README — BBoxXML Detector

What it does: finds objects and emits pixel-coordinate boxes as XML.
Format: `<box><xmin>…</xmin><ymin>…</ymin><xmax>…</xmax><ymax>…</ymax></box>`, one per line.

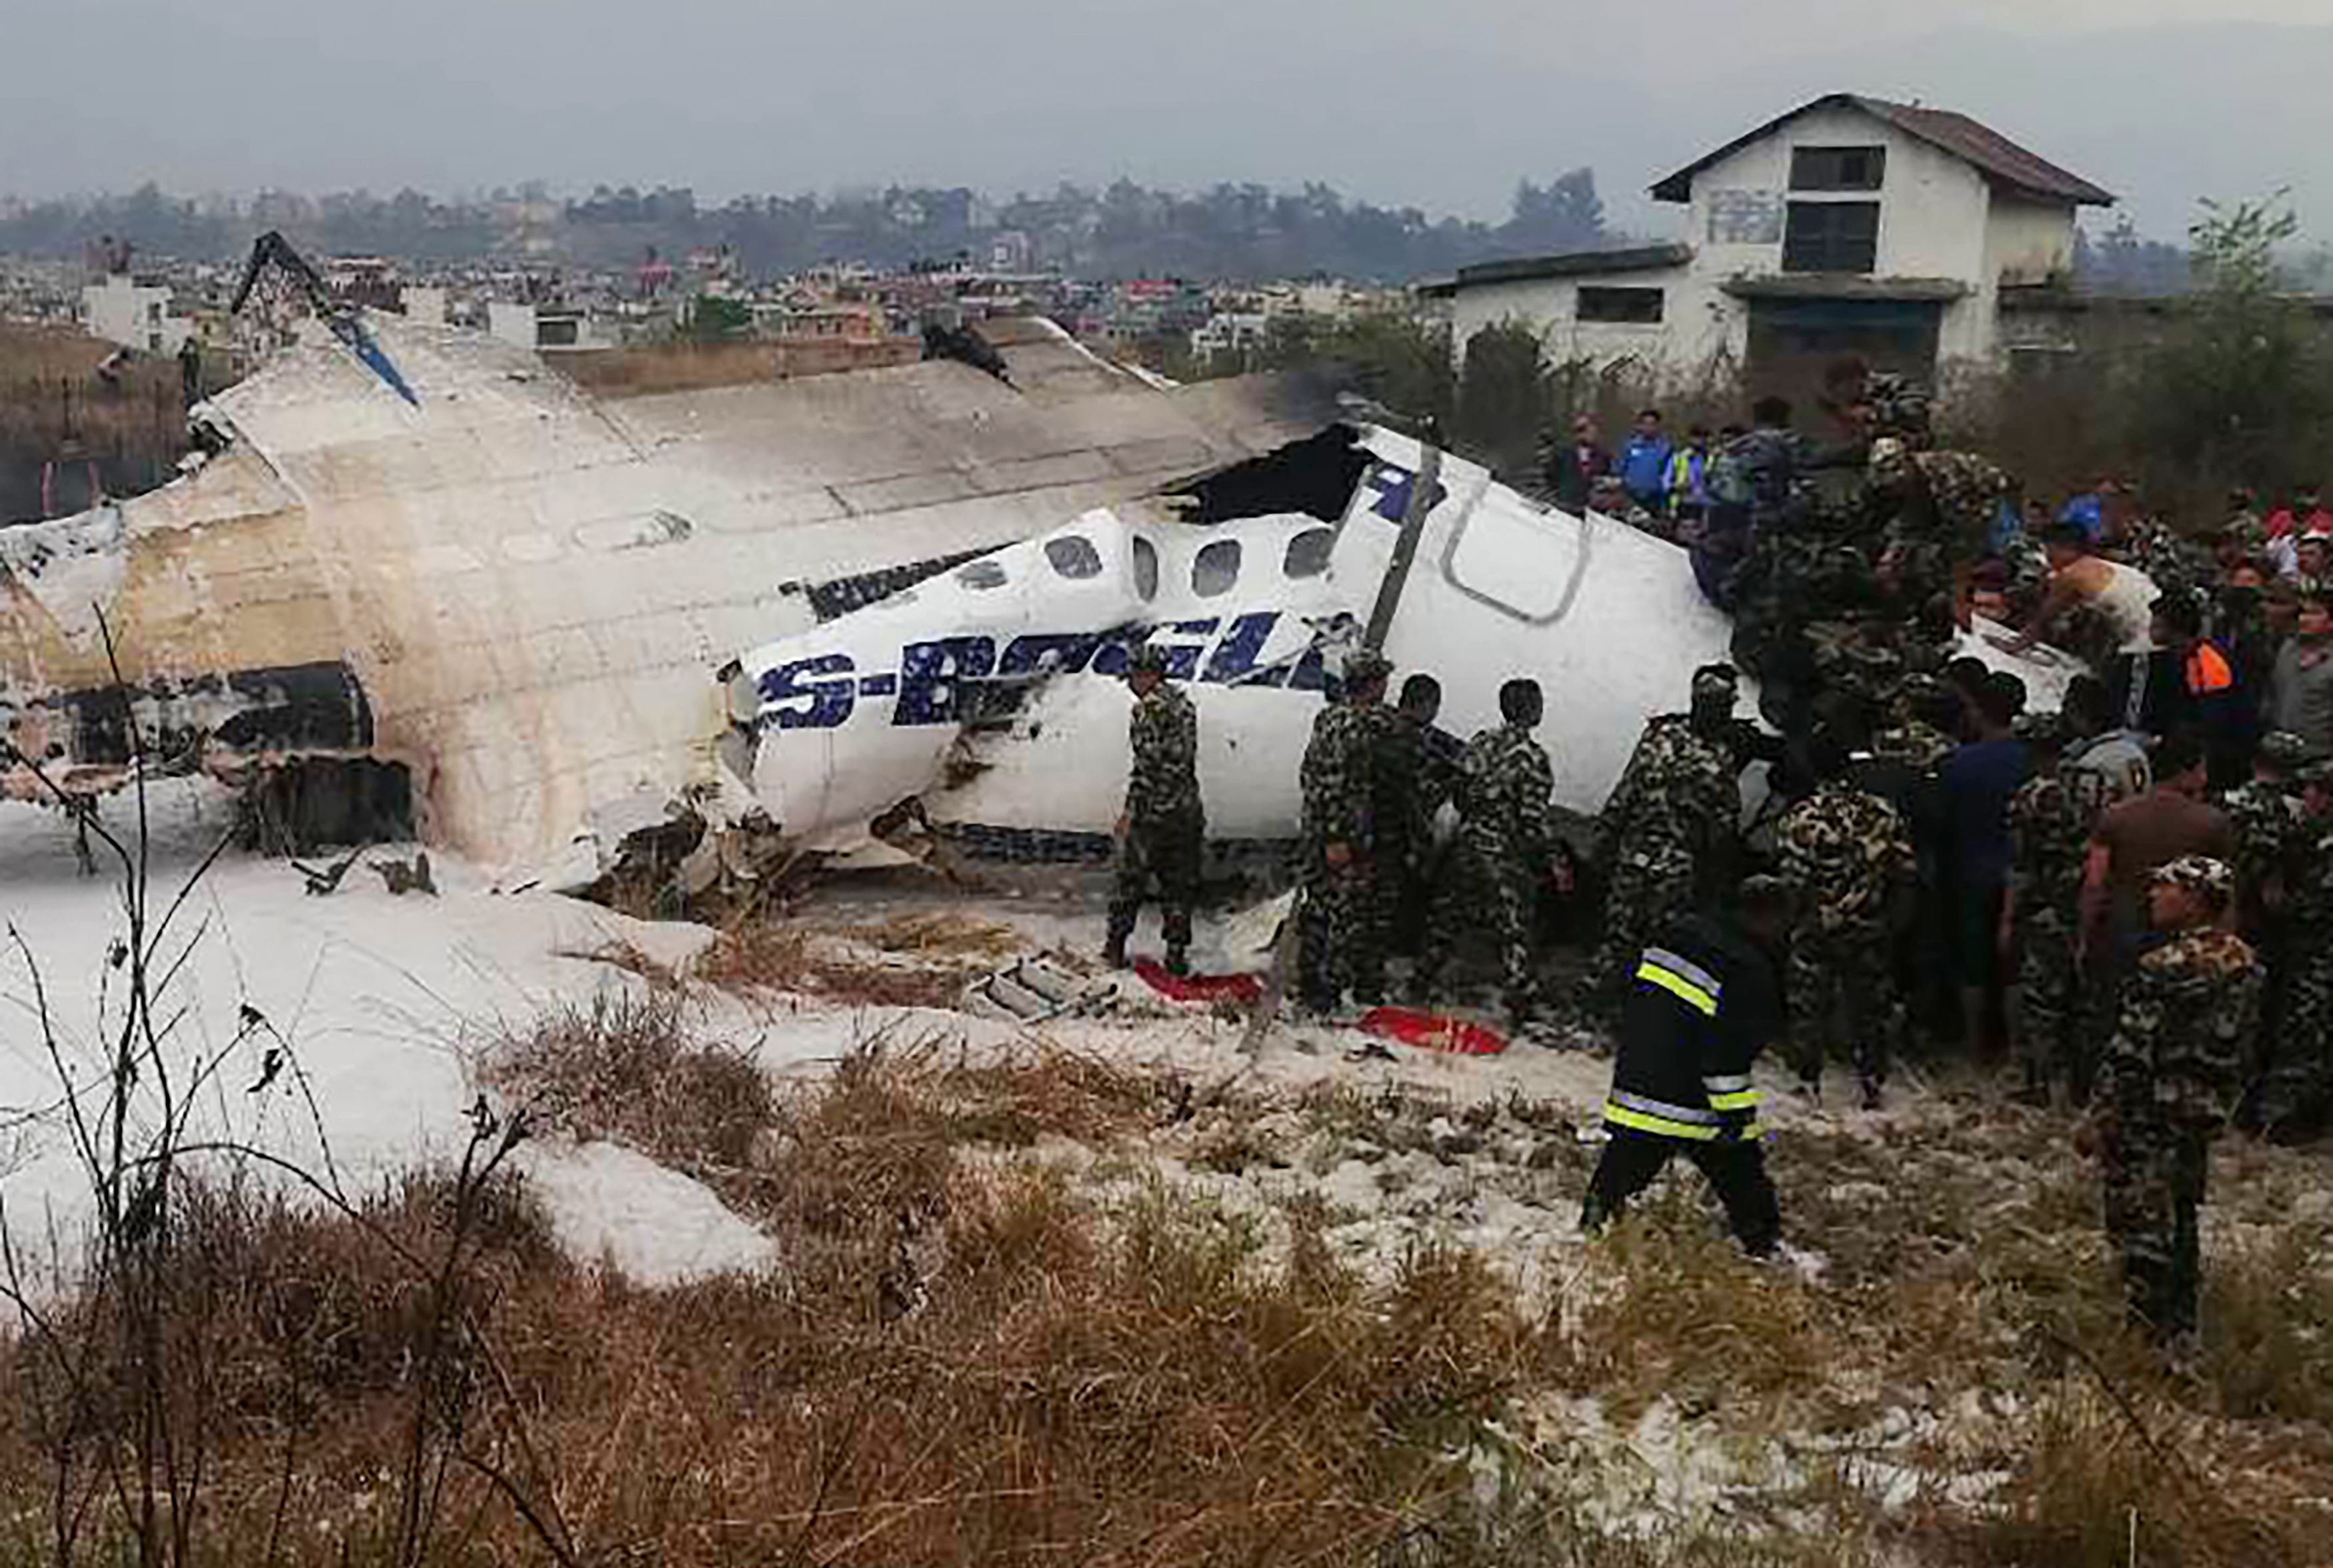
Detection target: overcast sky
<box><xmin>9</xmin><ymin>1</ymin><xmax>2331</xmax><ymax>241</ymax></box>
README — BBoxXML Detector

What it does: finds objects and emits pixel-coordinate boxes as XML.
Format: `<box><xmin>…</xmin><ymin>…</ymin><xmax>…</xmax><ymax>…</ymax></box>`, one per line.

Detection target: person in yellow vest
<box><xmin>1581</xmin><ymin>876</ymin><xmax>1795</xmax><ymax>1256</ymax></box>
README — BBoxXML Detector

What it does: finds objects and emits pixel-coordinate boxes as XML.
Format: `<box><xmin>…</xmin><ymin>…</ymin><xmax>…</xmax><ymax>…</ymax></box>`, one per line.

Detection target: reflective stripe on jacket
<box><xmin>1603</xmin><ymin>915</ymin><xmax>1780</xmax><ymax>1143</ymax></box>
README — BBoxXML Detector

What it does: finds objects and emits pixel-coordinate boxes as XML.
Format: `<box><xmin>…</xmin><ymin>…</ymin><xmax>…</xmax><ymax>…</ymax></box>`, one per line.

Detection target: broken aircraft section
<box><xmin>0</xmin><ymin>308</ymin><xmax>1338</xmax><ymax>878</ymax></box>
<box><xmin>0</xmin><ymin>300</ymin><xmax>2080</xmax><ymax>895</ymax></box>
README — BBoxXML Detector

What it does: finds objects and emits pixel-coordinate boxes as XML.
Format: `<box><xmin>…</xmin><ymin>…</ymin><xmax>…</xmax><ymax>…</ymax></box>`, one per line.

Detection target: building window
<box><xmin>536</xmin><ymin>317</ymin><xmax>579</xmax><ymax>348</ymax></box>
<box><xmin>1282</xmin><ymin>527</ymin><xmax>1334</xmax><ymax>579</ymax></box>
<box><xmin>1576</xmin><ymin>286</ymin><xmax>1664</xmax><ymax>325</ymax></box>
<box><xmin>1783</xmin><ymin>201</ymin><xmax>1880</xmax><ymax>274</ymax></box>
<box><xmin>1043</xmin><ymin>534</ymin><xmax>1103</xmax><ymax>580</ymax></box>
<box><xmin>1191</xmin><ymin>539</ymin><xmax>1241</xmax><ymax>598</ymax></box>
<box><xmin>1790</xmin><ymin>145</ymin><xmax>1887</xmax><ymax>192</ymax></box>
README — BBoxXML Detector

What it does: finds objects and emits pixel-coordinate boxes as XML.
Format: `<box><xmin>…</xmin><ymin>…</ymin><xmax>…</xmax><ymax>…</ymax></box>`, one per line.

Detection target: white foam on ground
<box><xmin>517</xmin><ymin>1140</ymin><xmax>778</xmax><ymax>1285</ymax></box>
<box><xmin>0</xmin><ymin>781</ymin><xmax>743</xmax><ymax>1275</ymax></box>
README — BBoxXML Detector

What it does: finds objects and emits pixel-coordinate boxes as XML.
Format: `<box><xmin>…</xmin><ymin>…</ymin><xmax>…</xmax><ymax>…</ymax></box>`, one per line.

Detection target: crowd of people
<box><xmin>1103</xmin><ymin>358</ymin><xmax>2332</xmax><ymax>1351</ymax></box>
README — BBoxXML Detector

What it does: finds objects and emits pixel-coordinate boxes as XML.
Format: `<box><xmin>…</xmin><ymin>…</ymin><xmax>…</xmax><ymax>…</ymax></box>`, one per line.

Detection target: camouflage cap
<box><xmin>2012</xmin><ymin>710</ymin><xmax>2071</xmax><ymax>746</ymax></box>
<box><xmin>1691</xmin><ymin>662</ymin><xmax>1740</xmax><ymax>699</ymax></box>
<box><xmin>2299</xmin><ymin>758</ymin><xmax>2333</xmax><ymax>790</ymax></box>
<box><xmin>2151</xmin><ymin>854</ymin><xmax>2235</xmax><ymax>912</ymax></box>
<box><xmin>1864</xmin><ymin>371</ymin><xmax>1934</xmax><ymax>444</ymax></box>
<box><xmin>1342</xmin><ymin>650</ymin><xmax>1394</xmax><ymax>688</ymax></box>
<box><xmin>2258</xmin><ymin>731</ymin><xmax>2314</xmax><ymax>771</ymax></box>
<box><xmin>1125</xmin><ymin>643</ymin><xmax>1170</xmax><ymax>676</ymax></box>
<box><xmin>1868</xmin><ymin>436</ymin><xmax>1914</xmax><ymax>487</ymax></box>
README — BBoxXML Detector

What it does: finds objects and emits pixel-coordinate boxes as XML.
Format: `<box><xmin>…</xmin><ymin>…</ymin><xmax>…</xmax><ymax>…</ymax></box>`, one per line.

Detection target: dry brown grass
<box><xmin>477</xmin><ymin>990</ymin><xmax>775</xmax><ymax>1170</ymax></box>
<box><xmin>0</xmin><ymin>1165</ymin><xmax>565</xmax><ymax>1565</ymax></box>
<box><xmin>697</xmin><ymin>912</ymin><xmax>1024</xmax><ymax>1011</ymax></box>
<box><xmin>551</xmin><ymin>935</ymin><xmax>685</xmax><ymax>990</ymax></box>
<box><xmin>0</xmin><ymin>1037</ymin><xmax>1566</xmax><ymax>1567</ymax></box>
<box><xmin>16</xmin><ymin>996</ymin><xmax>2333</xmax><ymax>1565</ymax></box>
<box><xmin>1942</xmin><ymin>1379</ymin><xmax>2313</xmax><ymax>1568</ymax></box>
<box><xmin>0</xmin><ymin>322</ymin><xmax>190</xmax><ymax>514</ymax></box>
<box><xmin>1543</xmin><ymin>1187</ymin><xmax>1828</xmax><ymax>1425</ymax></box>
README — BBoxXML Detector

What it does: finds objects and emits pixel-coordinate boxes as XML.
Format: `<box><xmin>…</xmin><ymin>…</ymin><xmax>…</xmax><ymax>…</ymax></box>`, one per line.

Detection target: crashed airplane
<box><xmin>731</xmin><ymin>424</ymin><xmax>2082</xmax><ymax>860</ymax></box>
<box><xmin>0</xmin><ymin>289</ymin><xmax>2078</xmax><ymax>882</ymax></box>
<box><xmin>0</xmin><ymin>303</ymin><xmax>1336</xmax><ymax>874</ymax></box>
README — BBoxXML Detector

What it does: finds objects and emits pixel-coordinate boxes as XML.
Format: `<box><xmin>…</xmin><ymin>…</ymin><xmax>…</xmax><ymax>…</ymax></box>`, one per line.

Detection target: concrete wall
<box><xmin>1449</xmin><ymin>267</ymin><xmax>1713</xmax><ymax>383</ymax></box>
<box><xmin>1986</xmin><ymin>195</ymin><xmax>2077</xmax><ymax>287</ymax></box>
<box><xmin>1687</xmin><ymin>103</ymin><xmax>2000</xmax><ymax>364</ymax></box>
<box><xmin>485</xmin><ymin>301</ymin><xmax>537</xmax><ymax>350</ymax></box>
<box><xmin>1684</xmin><ymin>103</ymin><xmax>1994</xmax><ymax>285</ymax></box>
<box><xmin>1450</xmin><ymin>103</ymin><xmax>2085</xmax><ymax>382</ymax></box>
<box><xmin>81</xmin><ymin>275</ymin><xmax>193</xmax><ymax>355</ymax></box>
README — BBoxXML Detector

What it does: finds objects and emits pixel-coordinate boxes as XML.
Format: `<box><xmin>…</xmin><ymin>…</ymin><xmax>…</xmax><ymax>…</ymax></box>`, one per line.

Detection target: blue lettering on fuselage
<box><xmin>755</xmin><ymin>610</ymin><xmax>1309</xmax><ymax>732</ymax></box>
<box><xmin>757</xmin><ymin>652</ymin><xmax>857</xmax><ymax>730</ymax></box>
<box><xmin>897</xmin><ymin>636</ymin><xmax>998</xmax><ymax>726</ymax></box>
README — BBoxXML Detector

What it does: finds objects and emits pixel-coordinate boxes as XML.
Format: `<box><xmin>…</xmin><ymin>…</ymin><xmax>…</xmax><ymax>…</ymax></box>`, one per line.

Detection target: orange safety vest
<box><xmin>2184</xmin><ymin>641</ymin><xmax>2234</xmax><ymax>696</ymax></box>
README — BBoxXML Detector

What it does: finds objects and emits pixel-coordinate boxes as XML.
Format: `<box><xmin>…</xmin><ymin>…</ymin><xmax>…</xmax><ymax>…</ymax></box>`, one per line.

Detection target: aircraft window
<box><xmin>956</xmin><ymin>560</ymin><xmax>1008</xmax><ymax>590</ymax></box>
<box><xmin>1044</xmin><ymin>534</ymin><xmax>1104</xmax><ymax>580</ymax></box>
<box><xmin>1132</xmin><ymin>536</ymin><xmax>1159</xmax><ymax>600</ymax></box>
<box><xmin>1192</xmin><ymin>539</ymin><xmax>1242</xmax><ymax>598</ymax></box>
<box><xmin>1283</xmin><ymin>528</ymin><xmax>1334</xmax><ymax>579</ymax></box>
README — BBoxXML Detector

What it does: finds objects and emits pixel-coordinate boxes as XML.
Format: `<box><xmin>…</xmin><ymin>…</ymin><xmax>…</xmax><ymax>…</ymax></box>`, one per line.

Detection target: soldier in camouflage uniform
<box><xmin>1415</xmin><ymin>678</ymin><xmax>1559</xmax><ymax>1028</ymax></box>
<box><xmin>1106</xmin><ymin>643</ymin><xmax>1204</xmax><ymax>974</ymax></box>
<box><xmin>1380</xmin><ymin>673</ymin><xmax>1462</xmax><ymax>958</ymax></box>
<box><xmin>2220</xmin><ymin>731</ymin><xmax>2308</xmax><ymax>938</ymax></box>
<box><xmin>1855</xmin><ymin>367</ymin><xmax>1933</xmax><ymax>448</ymax></box>
<box><xmin>1870</xmin><ymin>673</ymin><xmax>1961</xmax><ymax>774</ymax></box>
<box><xmin>2258</xmin><ymin>760</ymin><xmax>2333</xmax><ymax>1140</ymax></box>
<box><xmin>2092</xmin><ymin>855</ymin><xmax>2262</xmax><ymax>1345</ymax></box>
<box><xmin>1296</xmin><ymin>651</ymin><xmax>1398</xmax><ymax>1012</ymax></box>
<box><xmin>2220</xmin><ymin>732</ymin><xmax>2308</xmax><ymax>1128</ymax></box>
<box><xmin>1776</xmin><ymin>734</ymin><xmax>1916</xmax><ymax>1107</ymax></box>
<box><xmin>2110</xmin><ymin>509</ymin><xmax>2214</xmax><ymax>606</ymax></box>
<box><xmin>1870</xmin><ymin>440</ymin><xmax>2015</xmax><ymax>624</ymax></box>
<box><xmin>1590</xmin><ymin>664</ymin><xmax>1748</xmax><ymax>1014</ymax></box>
<box><xmin>1869</xmin><ymin>672</ymin><xmax>1964</xmax><ymax>1042</ymax></box>
<box><xmin>2004</xmin><ymin>712</ymin><xmax>2092</xmax><ymax>1104</ymax></box>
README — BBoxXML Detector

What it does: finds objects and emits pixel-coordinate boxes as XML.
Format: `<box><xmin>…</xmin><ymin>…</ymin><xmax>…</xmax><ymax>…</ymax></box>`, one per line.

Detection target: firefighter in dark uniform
<box><xmin>1580</xmin><ymin>875</ymin><xmax>1795</xmax><ymax>1257</ymax></box>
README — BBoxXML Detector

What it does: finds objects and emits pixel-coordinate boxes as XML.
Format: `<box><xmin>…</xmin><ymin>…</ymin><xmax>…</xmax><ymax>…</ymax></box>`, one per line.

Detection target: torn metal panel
<box><xmin>0</xmin><ymin>310</ymin><xmax>1336</xmax><ymax>871</ymax></box>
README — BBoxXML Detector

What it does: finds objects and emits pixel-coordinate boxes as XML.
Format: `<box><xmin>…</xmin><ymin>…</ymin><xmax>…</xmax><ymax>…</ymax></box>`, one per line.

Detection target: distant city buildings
<box><xmin>7</xmin><ymin>199</ymin><xmax>1426</xmax><ymax>390</ymax></box>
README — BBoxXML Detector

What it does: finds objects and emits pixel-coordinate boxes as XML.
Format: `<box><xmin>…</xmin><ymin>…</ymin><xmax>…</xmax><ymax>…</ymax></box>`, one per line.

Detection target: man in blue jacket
<box><xmin>1618</xmin><ymin>408</ymin><xmax>1674</xmax><ymax>517</ymax></box>
<box><xmin>1580</xmin><ymin>876</ymin><xmax>1794</xmax><ymax>1256</ymax></box>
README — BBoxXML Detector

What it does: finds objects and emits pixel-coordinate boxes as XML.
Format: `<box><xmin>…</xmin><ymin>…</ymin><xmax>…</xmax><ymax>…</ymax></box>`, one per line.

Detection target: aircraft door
<box><xmin>1440</xmin><ymin>489</ymin><xmax>1591</xmax><ymax>626</ymax></box>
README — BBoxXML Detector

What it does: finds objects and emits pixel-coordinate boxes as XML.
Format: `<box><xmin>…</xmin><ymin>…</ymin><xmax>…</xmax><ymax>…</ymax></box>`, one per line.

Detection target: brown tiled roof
<box><xmin>1650</xmin><ymin>93</ymin><xmax>2114</xmax><ymax>207</ymax></box>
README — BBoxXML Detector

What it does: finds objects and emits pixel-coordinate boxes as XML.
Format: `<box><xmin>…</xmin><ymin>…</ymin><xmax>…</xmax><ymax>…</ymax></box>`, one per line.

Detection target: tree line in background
<box><xmin>13</xmin><ymin>175</ymin><xmax>2324</xmax><ymax>294</ymax></box>
<box><xmin>1251</xmin><ymin>194</ymin><xmax>2332</xmax><ymax>520</ymax></box>
<box><xmin>0</xmin><ymin>173</ymin><xmax>1610</xmax><ymax>283</ymax></box>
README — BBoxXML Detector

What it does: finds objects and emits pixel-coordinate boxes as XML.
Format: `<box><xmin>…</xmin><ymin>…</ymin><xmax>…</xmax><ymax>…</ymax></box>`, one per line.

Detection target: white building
<box><xmin>81</xmin><ymin>273</ymin><xmax>195</xmax><ymax>355</ymax></box>
<box><xmin>1190</xmin><ymin>311</ymin><xmax>1271</xmax><ymax>358</ymax></box>
<box><xmin>1439</xmin><ymin>93</ymin><xmax>2114</xmax><ymax>390</ymax></box>
<box><xmin>487</xmin><ymin>301</ymin><xmax>619</xmax><ymax>353</ymax></box>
